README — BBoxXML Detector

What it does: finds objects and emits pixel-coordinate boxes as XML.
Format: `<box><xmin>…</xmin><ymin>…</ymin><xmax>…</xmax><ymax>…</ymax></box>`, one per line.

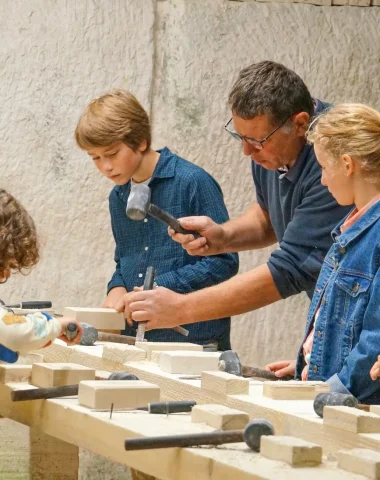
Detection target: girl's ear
<box><xmin>341</xmin><ymin>154</ymin><xmax>355</xmax><ymax>177</ymax></box>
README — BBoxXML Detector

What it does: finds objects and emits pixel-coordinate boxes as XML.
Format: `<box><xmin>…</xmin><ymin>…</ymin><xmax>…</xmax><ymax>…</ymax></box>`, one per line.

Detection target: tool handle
<box><xmin>146</xmin><ymin>400</ymin><xmax>196</xmax><ymax>414</ymax></box>
<box><xmin>242</xmin><ymin>365</ymin><xmax>294</xmax><ymax>382</ymax></box>
<box><xmin>124</xmin><ymin>429</ymin><xmax>243</xmax><ymax>451</ymax></box>
<box><xmin>65</xmin><ymin>322</ymin><xmax>78</xmax><ymax>341</ymax></box>
<box><xmin>11</xmin><ymin>384</ymin><xmax>79</xmax><ymax>402</ymax></box>
<box><xmin>135</xmin><ymin>266</ymin><xmax>156</xmax><ymax>342</ymax></box>
<box><xmin>98</xmin><ymin>332</ymin><xmax>136</xmax><ymax>345</ymax></box>
<box><xmin>148</xmin><ymin>204</ymin><xmax>200</xmax><ymax>238</ymax></box>
<box><xmin>143</xmin><ymin>266</ymin><xmax>156</xmax><ymax>290</ymax></box>
<box><xmin>7</xmin><ymin>301</ymin><xmax>52</xmax><ymax>309</ymax></box>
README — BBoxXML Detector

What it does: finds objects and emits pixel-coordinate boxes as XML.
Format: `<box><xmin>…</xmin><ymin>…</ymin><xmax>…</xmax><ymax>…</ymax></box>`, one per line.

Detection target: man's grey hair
<box><xmin>228</xmin><ymin>61</ymin><xmax>314</xmax><ymax>127</ymax></box>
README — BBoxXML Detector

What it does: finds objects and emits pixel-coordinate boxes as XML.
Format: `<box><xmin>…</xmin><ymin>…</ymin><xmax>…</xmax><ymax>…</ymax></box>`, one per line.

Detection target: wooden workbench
<box><xmin>0</xmin><ymin>340</ymin><xmax>379</xmax><ymax>479</ymax></box>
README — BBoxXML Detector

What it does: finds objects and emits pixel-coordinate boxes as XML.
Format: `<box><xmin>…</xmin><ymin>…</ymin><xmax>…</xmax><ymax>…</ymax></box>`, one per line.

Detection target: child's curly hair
<box><xmin>0</xmin><ymin>189</ymin><xmax>39</xmax><ymax>283</ymax></box>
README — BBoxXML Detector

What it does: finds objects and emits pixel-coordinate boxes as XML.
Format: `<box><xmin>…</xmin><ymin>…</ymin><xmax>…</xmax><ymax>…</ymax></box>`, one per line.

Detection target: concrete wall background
<box><xmin>1</xmin><ymin>0</ymin><xmax>380</xmax><ymax>367</ymax></box>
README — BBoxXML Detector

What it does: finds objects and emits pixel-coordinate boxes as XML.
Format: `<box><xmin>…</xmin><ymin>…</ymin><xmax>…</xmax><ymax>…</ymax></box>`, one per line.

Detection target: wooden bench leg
<box><xmin>30</xmin><ymin>427</ymin><xmax>79</xmax><ymax>479</ymax></box>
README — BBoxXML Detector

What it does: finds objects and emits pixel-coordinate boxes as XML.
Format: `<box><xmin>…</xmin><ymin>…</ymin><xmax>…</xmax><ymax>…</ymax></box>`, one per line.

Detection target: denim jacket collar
<box><xmin>332</xmin><ymin>200</ymin><xmax>380</xmax><ymax>248</ymax></box>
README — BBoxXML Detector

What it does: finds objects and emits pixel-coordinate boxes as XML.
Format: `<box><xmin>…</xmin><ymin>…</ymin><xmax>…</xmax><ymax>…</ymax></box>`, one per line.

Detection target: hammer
<box><xmin>11</xmin><ymin>371</ymin><xmax>139</xmax><ymax>402</ymax></box>
<box><xmin>313</xmin><ymin>392</ymin><xmax>371</xmax><ymax>418</ymax></box>
<box><xmin>218</xmin><ymin>350</ymin><xmax>294</xmax><ymax>381</ymax></box>
<box><xmin>77</xmin><ymin>322</ymin><xmax>189</xmax><ymax>346</ymax></box>
<box><xmin>126</xmin><ymin>184</ymin><xmax>199</xmax><ymax>236</ymax></box>
<box><xmin>124</xmin><ymin>418</ymin><xmax>274</xmax><ymax>451</ymax></box>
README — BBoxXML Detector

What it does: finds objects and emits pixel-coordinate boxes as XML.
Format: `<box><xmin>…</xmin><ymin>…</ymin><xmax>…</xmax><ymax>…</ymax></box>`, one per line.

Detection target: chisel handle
<box><xmin>144</xmin><ymin>400</ymin><xmax>196</xmax><ymax>414</ymax></box>
<box><xmin>65</xmin><ymin>322</ymin><xmax>78</xmax><ymax>341</ymax></box>
<box><xmin>6</xmin><ymin>301</ymin><xmax>52</xmax><ymax>309</ymax></box>
<box><xmin>11</xmin><ymin>384</ymin><xmax>79</xmax><ymax>402</ymax></box>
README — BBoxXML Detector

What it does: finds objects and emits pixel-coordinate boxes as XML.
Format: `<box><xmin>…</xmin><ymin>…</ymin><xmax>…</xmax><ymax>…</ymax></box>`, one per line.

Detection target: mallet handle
<box><xmin>11</xmin><ymin>384</ymin><xmax>79</xmax><ymax>402</ymax></box>
<box><xmin>124</xmin><ymin>429</ymin><xmax>244</xmax><ymax>451</ymax></box>
<box><xmin>148</xmin><ymin>204</ymin><xmax>200</xmax><ymax>237</ymax></box>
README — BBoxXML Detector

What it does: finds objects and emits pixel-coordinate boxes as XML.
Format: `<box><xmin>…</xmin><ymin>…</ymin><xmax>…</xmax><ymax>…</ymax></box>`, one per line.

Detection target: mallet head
<box><xmin>79</xmin><ymin>322</ymin><xmax>99</xmax><ymax>346</ymax></box>
<box><xmin>218</xmin><ymin>350</ymin><xmax>243</xmax><ymax>376</ymax></box>
<box><xmin>313</xmin><ymin>392</ymin><xmax>358</xmax><ymax>418</ymax></box>
<box><xmin>126</xmin><ymin>183</ymin><xmax>151</xmax><ymax>221</ymax></box>
<box><xmin>244</xmin><ymin>418</ymin><xmax>275</xmax><ymax>451</ymax></box>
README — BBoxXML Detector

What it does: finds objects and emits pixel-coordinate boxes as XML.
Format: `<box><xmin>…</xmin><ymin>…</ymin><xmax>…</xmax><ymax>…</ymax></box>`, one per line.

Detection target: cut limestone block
<box><xmin>151</xmin><ymin>351</ymin><xmax>163</xmax><ymax>364</ymax></box>
<box><xmin>263</xmin><ymin>381</ymin><xmax>330</xmax><ymax>400</ymax></box>
<box><xmin>337</xmin><ymin>448</ymin><xmax>380</xmax><ymax>479</ymax></box>
<box><xmin>370</xmin><ymin>405</ymin><xmax>380</xmax><ymax>416</ymax></box>
<box><xmin>323</xmin><ymin>406</ymin><xmax>380</xmax><ymax>433</ymax></box>
<box><xmin>191</xmin><ymin>404</ymin><xmax>249</xmax><ymax>430</ymax></box>
<box><xmin>102</xmin><ymin>343</ymin><xmax>146</xmax><ymax>363</ymax></box>
<box><xmin>135</xmin><ymin>342</ymin><xmax>202</xmax><ymax>361</ymax></box>
<box><xmin>159</xmin><ymin>351</ymin><xmax>220</xmax><ymax>375</ymax></box>
<box><xmin>31</xmin><ymin>363</ymin><xmax>96</xmax><ymax>388</ymax></box>
<box><xmin>0</xmin><ymin>365</ymin><xmax>32</xmax><ymax>384</ymax></box>
<box><xmin>63</xmin><ymin>307</ymin><xmax>125</xmax><ymax>330</ymax></box>
<box><xmin>260</xmin><ymin>435</ymin><xmax>322</xmax><ymax>466</ymax></box>
<box><xmin>78</xmin><ymin>380</ymin><xmax>160</xmax><ymax>409</ymax></box>
<box><xmin>201</xmin><ymin>371</ymin><xmax>249</xmax><ymax>396</ymax></box>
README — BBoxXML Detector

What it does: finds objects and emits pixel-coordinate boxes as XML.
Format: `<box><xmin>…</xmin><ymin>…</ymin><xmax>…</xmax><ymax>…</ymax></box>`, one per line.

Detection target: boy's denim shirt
<box><xmin>295</xmin><ymin>200</ymin><xmax>380</xmax><ymax>404</ymax></box>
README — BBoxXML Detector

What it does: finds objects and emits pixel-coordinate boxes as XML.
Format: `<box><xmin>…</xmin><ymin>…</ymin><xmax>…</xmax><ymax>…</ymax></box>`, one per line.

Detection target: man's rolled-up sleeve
<box><xmin>268</xmin><ymin>178</ymin><xmax>349</xmax><ymax>299</ymax></box>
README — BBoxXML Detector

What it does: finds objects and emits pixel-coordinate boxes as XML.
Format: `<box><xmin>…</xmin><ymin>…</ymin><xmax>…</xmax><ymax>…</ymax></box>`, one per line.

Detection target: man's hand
<box><xmin>264</xmin><ymin>359</ymin><xmax>296</xmax><ymax>378</ymax></box>
<box><xmin>102</xmin><ymin>287</ymin><xmax>127</xmax><ymax>309</ymax></box>
<box><xmin>168</xmin><ymin>216</ymin><xmax>226</xmax><ymax>256</ymax></box>
<box><xmin>57</xmin><ymin>317</ymin><xmax>83</xmax><ymax>345</ymax></box>
<box><xmin>115</xmin><ymin>287</ymin><xmax>187</xmax><ymax>329</ymax></box>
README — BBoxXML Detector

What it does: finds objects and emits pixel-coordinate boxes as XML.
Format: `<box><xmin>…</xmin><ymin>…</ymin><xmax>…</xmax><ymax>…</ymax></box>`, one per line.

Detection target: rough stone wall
<box><xmin>1</xmin><ymin>0</ymin><xmax>380</xmax><ymax>368</ymax></box>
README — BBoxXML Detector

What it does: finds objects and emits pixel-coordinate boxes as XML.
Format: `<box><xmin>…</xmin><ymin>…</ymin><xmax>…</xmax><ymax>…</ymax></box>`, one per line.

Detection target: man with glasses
<box><xmin>116</xmin><ymin>61</ymin><xmax>351</xmax><ymax>338</ymax></box>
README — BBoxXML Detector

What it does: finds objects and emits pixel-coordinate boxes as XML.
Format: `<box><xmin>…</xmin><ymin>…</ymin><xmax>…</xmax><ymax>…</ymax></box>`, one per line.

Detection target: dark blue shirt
<box><xmin>252</xmin><ymin>100</ymin><xmax>352</xmax><ymax>299</ymax></box>
<box><xmin>108</xmin><ymin>147</ymin><xmax>239</xmax><ymax>345</ymax></box>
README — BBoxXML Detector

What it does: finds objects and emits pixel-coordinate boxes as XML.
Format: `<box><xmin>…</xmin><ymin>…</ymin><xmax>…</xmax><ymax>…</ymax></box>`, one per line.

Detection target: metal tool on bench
<box><xmin>126</xmin><ymin>183</ymin><xmax>200</xmax><ymax>237</ymax></box>
<box><xmin>11</xmin><ymin>382</ymin><xmax>196</xmax><ymax>416</ymax></box>
<box><xmin>218</xmin><ymin>350</ymin><xmax>294</xmax><ymax>381</ymax></box>
<box><xmin>1</xmin><ymin>301</ymin><xmax>52</xmax><ymax>309</ymax></box>
<box><xmin>135</xmin><ymin>265</ymin><xmax>155</xmax><ymax>342</ymax></box>
<box><xmin>102</xmin><ymin>401</ymin><xmax>197</xmax><ymax>415</ymax></box>
<box><xmin>77</xmin><ymin>322</ymin><xmax>188</xmax><ymax>346</ymax></box>
<box><xmin>10</xmin><ymin>371</ymin><xmax>140</xmax><ymax>402</ymax></box>
<box><xmin>124</xmin><ymin>418</ymin><xmax>274</xmax><ymax>452</ymax></box>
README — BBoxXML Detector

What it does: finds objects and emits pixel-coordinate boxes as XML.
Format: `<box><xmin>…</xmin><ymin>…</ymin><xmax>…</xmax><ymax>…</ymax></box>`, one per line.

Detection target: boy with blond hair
<box><xmin>75</xmin><ymin>90</ymin><xmax>238</xmax><ymax>349</ymax></box>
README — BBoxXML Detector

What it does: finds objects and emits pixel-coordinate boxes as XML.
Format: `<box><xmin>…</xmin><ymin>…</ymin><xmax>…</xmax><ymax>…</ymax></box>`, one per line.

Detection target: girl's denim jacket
<box><xmin>295</xmin><ymin>201</ymin><xmax>380</xmax><ymax>404</ymax></box>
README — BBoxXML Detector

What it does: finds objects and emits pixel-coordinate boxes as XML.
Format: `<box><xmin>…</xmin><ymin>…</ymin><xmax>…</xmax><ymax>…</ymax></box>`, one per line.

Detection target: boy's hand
<box><xmin>370</xmin><ymin>356</ymin><xmax>380</xmax><ymax>380</ymax></box>
<box><xmin>102</xmin><ymin>287</ymin><xmax>127</xmax><ymax>309</ymax></box>
<box><xmin>264</xmin><ymin>360</ymin><xmax>296</xmax><ymax>378</ymax></box>
<box><xmin>57</xmin><ymin>317</ymin><xmax>83</xmax><ymax>345</ymax></box>
<box><xmin>168</xmin><ymin>216</ymin><xmax>226</xmax><ymax>256</ymax></box>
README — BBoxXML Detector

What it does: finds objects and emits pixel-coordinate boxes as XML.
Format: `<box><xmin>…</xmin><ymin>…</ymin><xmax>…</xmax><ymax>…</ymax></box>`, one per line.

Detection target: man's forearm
<box><xmin>182</xmin><ymin>264</ymin><xmax>282</xmax><ymax>323</ymax></box>
<box><xmin>222</xmin><ymin>203</ymin><xmax>277</xmax><ymax>252</ymax></box>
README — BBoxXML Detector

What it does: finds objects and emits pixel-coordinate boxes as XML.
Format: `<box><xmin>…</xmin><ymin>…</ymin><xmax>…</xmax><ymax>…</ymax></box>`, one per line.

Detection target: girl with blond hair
<box><xmin>266</xmin><ymin>103</ymin><xmax>380</xmax><ymax>403</ymax></box>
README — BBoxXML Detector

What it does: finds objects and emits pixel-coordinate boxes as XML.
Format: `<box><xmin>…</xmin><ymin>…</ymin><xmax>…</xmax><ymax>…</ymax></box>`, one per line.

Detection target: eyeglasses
<box><xmin>224</xmin><ymin>113</ymin><xmax>296</xmax><ymax>150</ymax></box>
